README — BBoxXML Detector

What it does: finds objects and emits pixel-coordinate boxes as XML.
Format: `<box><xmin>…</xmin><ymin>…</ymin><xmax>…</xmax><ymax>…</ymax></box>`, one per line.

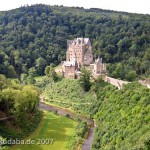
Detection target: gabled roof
<box><xmin>67</xmin><ymin>38</ymin><xmax>91</xmax><ymax>46</ymax></box>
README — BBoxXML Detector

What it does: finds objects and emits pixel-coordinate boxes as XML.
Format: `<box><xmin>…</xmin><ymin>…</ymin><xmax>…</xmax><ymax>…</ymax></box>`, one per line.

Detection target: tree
<box><xmin>26</xmin><ymin>75</ymin><xmax>36</xmax><ymax>84</ymax></box>
<box><xmin>111</xmin><ymin>63</ymin><xmax>125</xmax><ymax>79</ymax></box>
<box><xmin>28</xmin><ymin>67</ymin><xmax>37</xmax><ymax>77</ymax></box>
<box><xmin>22</xmin><ymin>85</ymin><xmax>39</xmax><ymax>112</ymax></box>
<box><xmin>1</xmin><ymin>88</ymin><xmax>18</xmax><ymax>115</ymax></box>
<box><xmin>0</xmin><ymin>4</ymin><xmax>150</xmax><ymax>79</ymax></box>
<box><xmin>20</xmin><ymin>73</ymin><xmax>28</xmax><ymax>84</ymax></box>
<box><xmin>7</xmin><ymin>65</ymin><xmax>17</xmax><ymax>78</ymax></box>
<box><xmin>44</xmin><ymin>64</ymin><xmax>57</xmax><ymax>81</ymax></box>
<box><xmin>0</xmin><ymin>74</ymin><xmax>9</xmax><ymax>90</ymax></box>
<box><xmin>79</xmin><ymin>68</ymin><xmax>91</xmax><ymax>92</ymax></box>
<box><xmin>91</xmin><ymin>76</ymin><xmax>106</xmax><ymax>93</ymax></box>
<box><xmin>36</xmin><ymin>57</ymin><xmax>47</xmax><ymax>75</ymax></box>
<box><xmin>14</xmin><ymin>85</ymin><xmax>40</xmax><ymax>123</ymax></box>
<box><xmin>125</xmin><ymin>70</ymin><xmax>136</xmax><ymax>81</ymax></box>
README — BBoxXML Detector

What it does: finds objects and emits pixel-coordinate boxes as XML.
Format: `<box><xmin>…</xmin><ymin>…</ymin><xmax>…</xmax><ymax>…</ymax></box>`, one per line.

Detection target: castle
<box><xmin>62</xmin><ymin>38</ymin><xmax>106</xmax><ymax>78</ymax></box>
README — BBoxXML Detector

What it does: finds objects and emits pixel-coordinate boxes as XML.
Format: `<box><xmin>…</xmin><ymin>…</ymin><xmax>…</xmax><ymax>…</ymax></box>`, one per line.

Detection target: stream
<box><xmin>39</xmin><ymin>102</ymin><xmax>95</xmax><ymax>150</ymax></box>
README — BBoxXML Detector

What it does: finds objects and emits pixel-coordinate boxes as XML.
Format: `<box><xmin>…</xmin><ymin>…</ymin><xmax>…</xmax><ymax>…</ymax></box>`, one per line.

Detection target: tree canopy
<box><xmin>0</xmin><ymin>4</ymin><xmax>150</xmax><ymax>80</ymax></box>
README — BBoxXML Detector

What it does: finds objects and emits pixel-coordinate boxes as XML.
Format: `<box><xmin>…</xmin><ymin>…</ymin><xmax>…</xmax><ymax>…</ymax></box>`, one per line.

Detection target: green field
<box><xmin>10</xmin><ymin>111</ymin><xmax>76</xmax><ymax>150</ymax></box>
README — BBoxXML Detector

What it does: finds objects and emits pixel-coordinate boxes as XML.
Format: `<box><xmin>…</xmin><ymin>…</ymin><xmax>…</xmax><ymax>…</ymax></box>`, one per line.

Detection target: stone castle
<box><xmin>62</xmin><ymin>38</ymin><xmax>106</xmax><ymax>78</ymax></box>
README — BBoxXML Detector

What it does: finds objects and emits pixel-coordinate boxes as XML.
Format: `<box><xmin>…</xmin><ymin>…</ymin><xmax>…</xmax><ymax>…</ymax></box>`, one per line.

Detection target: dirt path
<box><xmin>39</xmin><ymin>102</ymin><xmax>95</xmax><ymax>150</ymax></box>
<box><xmin>0</xmin><ymin>116</ymin><xmax>14</xmax><ymax>121</ymax></box>
<box><xmin>82</xmin><ymin>127</ymin><xmax>95</xmax><ymax>150</ymax></box>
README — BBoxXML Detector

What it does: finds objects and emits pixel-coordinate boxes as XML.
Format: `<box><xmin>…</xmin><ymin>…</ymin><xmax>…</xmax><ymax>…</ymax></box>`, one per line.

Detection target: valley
<box><xmin>0</xmin><ymin>4</ymin><xmax>150</xmax><ymax>150</ymax></box>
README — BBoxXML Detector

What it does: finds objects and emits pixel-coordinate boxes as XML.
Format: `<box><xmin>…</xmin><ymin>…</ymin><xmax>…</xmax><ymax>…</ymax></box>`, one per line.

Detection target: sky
<box><xmin>0</xmin><ymin>0</ymin><xmax>150</xmax><ymax>14</ymax></box>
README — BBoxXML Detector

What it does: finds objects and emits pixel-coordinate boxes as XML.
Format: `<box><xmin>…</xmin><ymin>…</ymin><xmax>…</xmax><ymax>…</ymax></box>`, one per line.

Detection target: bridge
<box><xmin>104</xmin><ymin>76</ymin><xmax>150</xmax><ymax>90</ymax></box>
<box><xmin>104</xmin><ymin>76</ymin><xmax>130</xmax><ymax>89</ymax></box>
<box><xmin>56</xmin><ymin>66</ymin><xmax>150</xmax><ymax>90</ymax></box>
<box><xmin>139</xmin><ymin>80</ymin><xmax>150</xmax><ymax>89</ymax></box>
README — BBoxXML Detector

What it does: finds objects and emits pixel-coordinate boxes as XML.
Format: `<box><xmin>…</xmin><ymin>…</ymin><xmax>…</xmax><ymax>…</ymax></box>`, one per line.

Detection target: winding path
<box><xmin>39</xmin><ymin>102</ymin><xmax>95</xmax><ymax>150</ymax></box>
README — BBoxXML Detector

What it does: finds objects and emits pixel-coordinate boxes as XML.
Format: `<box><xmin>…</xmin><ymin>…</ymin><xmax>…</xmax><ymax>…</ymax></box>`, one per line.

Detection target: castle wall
<box><xmin>63</xmin><ymin>66</ymin><xmax>76</xmax><ymax>78</ymax></box>
<box><xmin>68</xmin><ymin>45</ymin><xmax>85</xmax><ymax>66</ymax></box>
<box><xmin>63</xmin><ymin>38</ymin><xmax>107</xmax><ymax>79</ymax></box>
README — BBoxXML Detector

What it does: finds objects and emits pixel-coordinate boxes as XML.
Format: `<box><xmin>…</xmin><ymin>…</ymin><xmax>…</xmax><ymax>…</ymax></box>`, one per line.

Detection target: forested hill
<box><xmin>0</xmin><ymin>4</ymin><xmax>150</xmax><ymax>80</ymax></box>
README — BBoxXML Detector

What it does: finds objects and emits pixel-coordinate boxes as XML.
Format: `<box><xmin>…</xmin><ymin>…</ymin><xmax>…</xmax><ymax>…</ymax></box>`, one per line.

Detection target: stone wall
<box><xmin>105</xmin><ymin>76</ymin><xmax>130</xmax><ymax>89</ymax></box>
<box><xmin>63</xmin><ymin>66</ymin><xmax>76</xmax><ymax>78</ymax></box>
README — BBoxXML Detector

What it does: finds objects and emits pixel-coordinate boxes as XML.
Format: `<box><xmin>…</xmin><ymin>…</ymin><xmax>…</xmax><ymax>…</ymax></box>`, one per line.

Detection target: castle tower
<box><xmin>94</xmin><ymin>57</ymin><xmax>106</xmax><ymax>75</ymax></box>
<box><xmin>66</xmin><ymin>38</ymin><xmax>93</xmax><ymax>66</ymax></box>
<box><xmin>62</xmin><ymin>38</ymin><xmax>106</xmax><ymax>79</ymax></box>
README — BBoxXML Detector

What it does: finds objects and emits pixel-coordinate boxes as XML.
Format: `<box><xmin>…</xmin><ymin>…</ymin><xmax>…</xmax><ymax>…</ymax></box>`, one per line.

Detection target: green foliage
<box><xmin>35</xmin><ymin>76</ymin><xmax>51</xmax><ymax>89</ymax></box>
<box><xmin>0</xmin><ymin>75</ymin><xmax>41</xmax><ymax>144</ymax></box>
<box><xmin>44</xmin><ymin>64</ymin><xmax>57</xmax><ymax>81</ymax></box>
<box><xmin>0</xmin><ymin>111</ymin><xmax>42</xmax><ymax>146</ymax></box>
<box><xmin>0</xmin><ymin>4</ymin><xmax>150</xmax><ymax>79</ymax></box>
<box><xmin>41</xmin><ymin>74</ymin><xmax>150</xmax><ymax>149</ymax></box>
<box><xmin>108</xmin><ymin>62</ymin><xmax>137</xmax><ymax>81</ymax></box>
<box><xmin>10</xmin><ymin>111</ymin><xmax>76</xmax><ymax>150</ymax></box>
<box><xmin>43</xmin><ymin>78</ymin><xmax>95</xmax><ymax>117</ymax></box>
<box><xmin>144</xmin><ymin>138</ymin><xmax>150</xmax><ymax>150</ymax></box>
<box><xmin>1</xmin><ymin>88</ymin><xmax>18</xmax><ymax>115</ymax></box>
<box><xmin>20</xmin><ymin>67</ymin><xmax>37</xmax><ymax>85</ymax></box>
<box><xmin>90</xmin><ymin>77</ymin><xmax>116</xmax><ymax>117</ymax></box>
<box><xmin>26</xmin><ymin>75</ymin><xmax>36</xmax><ymax>84</ymax></box>
<box><xmin>28</xmin><ymin>67</ymin><xmax>37</xmax><ymax>77</ymax></box>
<box><xmin>0</xmin><ymin>74</ymin><xmax>9</xmax><ymax>90</ymax></box>
<box><xmin>92</xmin><ymin>82</ymin><xmax>150</xmax><ymax>149</ymax></box>
<box><xmin>20</xmin><ymin>73</ymin><xmax>28</xmax><ymax>84</ymax></box>
<box><xmin>76</xmin><ymin>119</ymin><xmax>88</xmax><ymax>138</ymax></box>
<box><xmin>73</xmin><ymin>119</ymin><xmax>88</xmax><ymax>148</ymax></box>
<box><xmin>79</xmin><ymin>68</ymin><xmax>91</xmax><ymax>92</ymax></box>
<box><xmin>36</xmin><ymin>57</ymin><xmax>47</xmax><ymax>76</ymax></box>
<box><xmin>14</xmin><ymin>85</ymin><xmax>40</xmax><ymax>124</ymax></box>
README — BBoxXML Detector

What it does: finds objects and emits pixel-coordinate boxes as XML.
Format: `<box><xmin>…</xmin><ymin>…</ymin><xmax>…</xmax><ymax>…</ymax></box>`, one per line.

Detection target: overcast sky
<box><xmin>0</xmin><ymin>0</ymin><xmax>150</xmax><ymax>14</ymax></box>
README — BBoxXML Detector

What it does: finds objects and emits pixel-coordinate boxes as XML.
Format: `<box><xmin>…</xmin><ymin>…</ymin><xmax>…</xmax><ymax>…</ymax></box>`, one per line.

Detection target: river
<box><xmin>39</xmin><ymin>102</ymin><xmax>95</xmax><ymax>150</ymax></box>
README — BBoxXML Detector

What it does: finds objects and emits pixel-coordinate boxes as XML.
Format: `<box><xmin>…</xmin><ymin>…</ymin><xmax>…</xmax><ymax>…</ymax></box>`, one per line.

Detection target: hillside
<box><xmin>42</xmin><ymin>78</ymin><xmax>96</xmax><ymax>117</ymax></box>
<box><xmin>0</xmin><ymin>75</ymin><xmax>42</xmax><ymax>147</ymax></box>
<box><xmin>92</xmin><ymin>82</ymin><xmax>150</xmax><ymax>149</ymax></box>
<box><xmin>0</xmin><ymin>4</ymin><xmax>150</xmax><ymax>80</ymax></box>
<box><xmin>41</xmin><ymin>77</ymin><xmax>150</xmax><ymax>149</ymax></box>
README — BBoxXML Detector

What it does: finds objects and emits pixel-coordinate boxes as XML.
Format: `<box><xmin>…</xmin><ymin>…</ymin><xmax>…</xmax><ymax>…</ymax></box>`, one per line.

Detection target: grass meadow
<box><xmin>10</xmin><ymin>111</ymin><xmax>76</xmax><ymax>150</ymax></box>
